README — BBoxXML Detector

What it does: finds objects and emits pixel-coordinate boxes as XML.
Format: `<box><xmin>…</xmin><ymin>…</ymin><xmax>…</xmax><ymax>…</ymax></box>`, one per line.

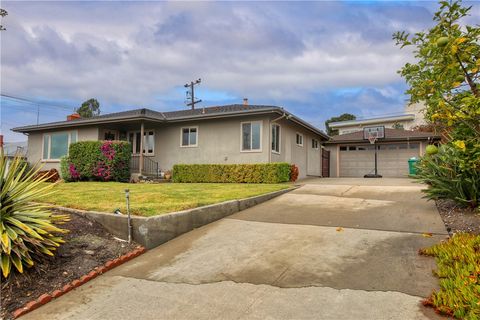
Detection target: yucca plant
<box><xmin>0</xmin><ymin>150</ymin><xmax>69</xmax><ymax>279</ymax></box>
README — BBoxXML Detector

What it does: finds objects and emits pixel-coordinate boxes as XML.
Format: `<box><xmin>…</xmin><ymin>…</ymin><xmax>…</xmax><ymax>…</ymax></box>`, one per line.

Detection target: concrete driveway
<box><xmin>23</xmin><ymin>178</ymin><xmax>447</xmax><ymax>320</ymax></box>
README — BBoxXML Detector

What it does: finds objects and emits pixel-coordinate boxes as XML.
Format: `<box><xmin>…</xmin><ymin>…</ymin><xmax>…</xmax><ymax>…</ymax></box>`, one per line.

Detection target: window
<box><xmin>271</xmin><ymin>124</ymin><xmax>280</xmax><ymax>153</ymax></box>
<box><xmin>42</xmin><ymin>131</ymin><xmax>77</xmax><ymax>160</ymax></box>
<box><xmin>181</xmin><ymin>127</ymin><xmax>198</xmax><ymax>147</ymax></box>
<box><xmin>312</xmin><ymin>139</ymin><xmax>319</xmax><ymax>149</ymax></box>
<box><xmin>104</xmin><ymin>130</ymin><xmax>117</xmax><ymax>140</ymax></box>
<box><xmin>296</xmin><ymin>133</ymin><xmax>303</xmax><ymax>146</ymax></box>
<box><xmin>128</xmin><ymin>130</ymin><xmax>154</xmax><ymax>155</ymax></box>
<box><xmin>340</xmin><ymin>146</ymin><xmax>347</xmax><ymax>151</ymax></box>
<box><xmin>241</xmin><ymin>121</ymin><xmax>262</xmax><ymax>151</ymax></box>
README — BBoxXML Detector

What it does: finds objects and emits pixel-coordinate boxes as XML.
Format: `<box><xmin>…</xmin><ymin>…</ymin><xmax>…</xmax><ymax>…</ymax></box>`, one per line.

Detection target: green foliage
<box><xmin>415</xmin><ymin>140</ymin><xmax>479</xmax><ymax>208</ymax></box>
<box><xmin>392</xmin><ymin>122</ymin><xmax>404</xmax><ymax>130</ymax></box>
<box><xmin>0</xmin><ymin>150</ymin><xmax>69</xmax><ymax>279</ymax></box>
<box><xmin>0</xmin><ymin>8</ymin><xmax>7</xmax><ymax>31</ymax></box>
<box><xmin>61</xmin><ymin>140</ymin><xmax>131</xmax><ymax>182</ymax></box>
<box><xmin>172</xmin><ymin>163</ymin><xmax>292</xmax><ymax>183</ymax></box>
<box><xmin>393</xmin><ymin>0</ymin><xmax>480</xmax><ymax>137</ymax></box>
<box><xmin>325</xmin><ymin>113</ymin><xmax>356</xmax><ymax>136</ymax></box>
<box><xmin>76</xmin><ymin>98</ymin><xmax>100</xmax><ymax>118</ymax></box>
<box><xmin>420</xmin><ymin>233</ymin><xmax>480</xmax><ymax>319</ymax></box>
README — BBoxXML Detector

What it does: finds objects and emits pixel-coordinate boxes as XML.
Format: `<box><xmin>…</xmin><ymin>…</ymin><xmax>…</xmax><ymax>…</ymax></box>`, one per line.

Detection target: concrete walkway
<box><xmin>22</xmin><ymin>178</ymin><xmax>447</xmax><ymax>320</ymax></box>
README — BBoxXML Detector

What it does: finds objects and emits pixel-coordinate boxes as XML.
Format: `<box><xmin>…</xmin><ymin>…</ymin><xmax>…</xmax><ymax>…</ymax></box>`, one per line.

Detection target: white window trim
<box><xmin>240</xmin><ymin>120</ymin><xmax>263</xmax><ymax>153</ymax></box>
<box><xmin>295</xmin><ymin>132</ymin><xmax>304</xmax><ymax>147</ymax></box>
<box><xmin>180</xmin><ymin>126</ymin><xmax>199</xmax><ymax>148</ymax></box>
<box><xmin>271</xmin><ymin>123</ymin><xmax>281</xmax><ymax>154</ymax></box>
<box><xmin>312</xmin><ymin>138</ymin><xmax>319</xmax><ymax>150</ymax></box>
<box><xmin>42</xmin><ymin>130</ymin><xmax>78</xmax><ymax>162</ymax></box>
<box><xmin>128</xmin><ymin>130</ymin><xmax>155</xmax><ymax>156</ymax></box>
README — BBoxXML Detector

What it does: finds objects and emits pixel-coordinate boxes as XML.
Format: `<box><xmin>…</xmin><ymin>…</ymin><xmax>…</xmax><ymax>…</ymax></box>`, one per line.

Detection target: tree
<box><xmin>392</xmin><ymin>122</ymin><xmax>404</xmax><ymax>130</ymax></box>
<box><xmin>393</xmin><ymin>0</ymin><xmax>480</xmax><ymax>140</ymax></box>
<box><xmin>76</xmin><ymin>98</ymin><xmax>100</xmax><ymax>118</ymax></box>
<box><xmin>325</xmin><ymin>113</ymin><xmax>356</xmax><ymax>136</ymax></box>
<box><xmin>0</xmin><ymin>9</ymin><xmax>7</xmax><ymax>31</ymax></box>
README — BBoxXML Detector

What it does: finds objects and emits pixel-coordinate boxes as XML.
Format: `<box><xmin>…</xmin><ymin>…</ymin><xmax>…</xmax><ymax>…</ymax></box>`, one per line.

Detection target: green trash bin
<box><xmin>408</xmin><ymin>157</ymin><xmax>418</xmax><ymax>175</ymax></box>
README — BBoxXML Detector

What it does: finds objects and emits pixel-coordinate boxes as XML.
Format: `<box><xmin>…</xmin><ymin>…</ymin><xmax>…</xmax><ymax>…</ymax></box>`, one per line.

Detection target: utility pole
<box><xmin>184</xmin><ymin>78</ymin><xmax>202</xmax><ymax>110</ymax></box>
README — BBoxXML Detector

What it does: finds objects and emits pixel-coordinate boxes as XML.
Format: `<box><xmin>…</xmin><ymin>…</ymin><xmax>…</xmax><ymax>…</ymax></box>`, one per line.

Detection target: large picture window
<box><xmin>241</xmin><ymin>121</ymin><xmax>262</xmax><ymax>151</ymax></box>
<box><xmin>42</xmin><ymin>131</ymin><xmax>77</xmax><ymax>160</ymax></box>
<box><xmin>181</xmin><ymin>127</ymin><xmax>198</xmax><ymax>147</ymax></box>
<box><xmin>271</xmin><ymin>124</ymin><xmax>280</xmax><ymax>153</ymax></box>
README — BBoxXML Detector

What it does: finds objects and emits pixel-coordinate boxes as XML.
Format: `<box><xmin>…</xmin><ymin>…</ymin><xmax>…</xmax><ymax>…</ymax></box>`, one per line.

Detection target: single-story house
<box><xmin>12</xmin><ymin>104</ymin><xmax>330</xmax><ymax>179</ymax></box>
<box><xmin>325</xmin><ymin>128</ymin><xmax>441</xmax><ymax>177</ymax></box>
<box><xmin>329</xmin><ymin>103</ymin><xmax>427</xmax><ymax>134</ymax></box>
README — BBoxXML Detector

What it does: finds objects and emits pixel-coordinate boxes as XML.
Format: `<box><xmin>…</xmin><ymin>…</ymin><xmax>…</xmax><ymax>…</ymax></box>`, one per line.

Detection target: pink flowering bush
<box><xmin>60</xmin><ymin>140</ymin><xmax>131</xmax><ymax>182</ymax></box>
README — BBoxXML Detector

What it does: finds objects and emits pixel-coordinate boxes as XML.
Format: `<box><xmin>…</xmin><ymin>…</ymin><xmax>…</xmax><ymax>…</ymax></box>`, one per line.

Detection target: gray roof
<box><xmin>12</xmin><ymin>104</ymin><xmax>329</xmax><ymax>140</ymax></box>
<box><xmin>325</xmin><ymin>128</ymin><xmax>440</xmax><ymax>144</ymax></box>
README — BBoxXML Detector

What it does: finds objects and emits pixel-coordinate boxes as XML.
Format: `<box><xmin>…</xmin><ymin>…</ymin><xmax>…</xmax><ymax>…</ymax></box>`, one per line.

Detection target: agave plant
<box><xmin>0</xmin><ymin>150</ymin><xmax>69</xmax><ymax>278</ymax></box>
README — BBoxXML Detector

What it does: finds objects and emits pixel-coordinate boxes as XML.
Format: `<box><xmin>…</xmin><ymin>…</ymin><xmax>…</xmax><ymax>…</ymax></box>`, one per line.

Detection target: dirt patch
<box><xmin>436</xmin><ymin>199</ymin><xmax>480</xmax><ymax>235</ymax></box>
<box><xmin>1</xmin><ymin>212</ymin><xmax>138</xmax><ymax>320</ymax></box>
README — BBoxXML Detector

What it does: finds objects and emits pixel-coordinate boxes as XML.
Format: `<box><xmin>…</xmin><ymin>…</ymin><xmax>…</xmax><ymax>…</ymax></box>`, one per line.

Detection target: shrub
<box><xmin>0</xmin><ymin>151</ymin><xmax>69</xmax><ymax>279</ymax></box>
<box><xmin>172</xmin><ymin>163</ymin><xmax>292</xmax><ymax>183</ymax></box>
<box><xmin>420</xmin><ymin>233</ymin><xmax>480</xmax><ymax>319</ymax></box>
<box><xmin>290</xmin><ymin>164</ymin><xmax>299</xmax><ymax>182</ymax></box>
<box><xmin>61</xmin><ymin>140</ymin><xmax>131</xmax><ymax>182</ymax></box>
<box><xmin>415</xmin><ymin>139</ymin><xmax>479</xmax><ymax>209</ymax></box>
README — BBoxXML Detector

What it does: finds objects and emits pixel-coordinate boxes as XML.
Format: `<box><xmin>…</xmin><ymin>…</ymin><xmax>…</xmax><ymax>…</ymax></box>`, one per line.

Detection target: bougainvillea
<box><xmin>60</xmin><ymin>140</ymin><xmax>131</xmax><ymax>182</ymax></box>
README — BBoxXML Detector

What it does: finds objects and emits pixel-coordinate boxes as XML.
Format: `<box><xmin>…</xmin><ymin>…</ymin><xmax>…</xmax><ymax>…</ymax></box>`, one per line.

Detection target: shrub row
<box><xmin>172</xmin><ymin>163</ymin><xmax>292</xmax><ymax>183</ymax></box>
<box><xmin>61</xmin><ymin>141</ymin><xmax>131</xmax><ymax>182</ymax></box>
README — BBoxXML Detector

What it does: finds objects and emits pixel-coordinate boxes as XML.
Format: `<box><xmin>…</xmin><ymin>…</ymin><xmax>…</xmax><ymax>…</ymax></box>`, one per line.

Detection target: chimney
<box><xmin>67</xmin><ymin>113</ymin><xmax>81</xmax><ymax>121</ymax></box>
<box><xmin>243</xmin><ymin>98</ymin><xmax>248</xmax><ymax>106</ymax></box>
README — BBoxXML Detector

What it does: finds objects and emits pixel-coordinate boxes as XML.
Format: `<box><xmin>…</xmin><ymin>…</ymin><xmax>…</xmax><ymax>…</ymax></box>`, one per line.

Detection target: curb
<box><xmin>12</xmin><ymin>246</ymin><xmax>146</xmax><ymax>319</ymax></box>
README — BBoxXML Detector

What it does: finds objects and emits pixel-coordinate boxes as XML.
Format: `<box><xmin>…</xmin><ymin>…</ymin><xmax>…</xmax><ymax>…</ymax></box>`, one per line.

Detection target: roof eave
<box><xmin>329</xmin><ymin>114</ymin><xmax>416</xmax><ymax>128</ymax></box>
<box><xmin>325</xmin><ymin>136</ymin><xmax>441</xmax><ymax>144</ymax></box>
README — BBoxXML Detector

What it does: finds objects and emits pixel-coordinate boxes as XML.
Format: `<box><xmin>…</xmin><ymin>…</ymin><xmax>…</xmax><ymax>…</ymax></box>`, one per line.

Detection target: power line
<box><xmin>0</xmin><ymin>93</ymin><xmax>74</xmax><ymax>111</ymax></box>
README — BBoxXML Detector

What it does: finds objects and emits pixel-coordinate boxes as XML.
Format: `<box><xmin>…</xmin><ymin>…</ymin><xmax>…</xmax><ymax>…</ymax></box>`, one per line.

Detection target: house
<box><xmin>329</xmin><ymin>103</ymin><xmax>427</xmax><ymax>135</ymax></box>
<box><xmin>12</xmin><ymin>104</ymin><xmax>330</xmax><ymax>179</ymax></box>
<box><xmin>325</xmin><ymin>128</ymin><xmax>440</xmax><ymax>177</ymax></box>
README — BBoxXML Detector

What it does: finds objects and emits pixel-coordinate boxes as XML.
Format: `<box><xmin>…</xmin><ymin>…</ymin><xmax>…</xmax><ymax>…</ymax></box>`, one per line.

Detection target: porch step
<box><xmin>138</xmin><ymin>175</ymin><xmax>171</xmax><ymax>183</ymax></box>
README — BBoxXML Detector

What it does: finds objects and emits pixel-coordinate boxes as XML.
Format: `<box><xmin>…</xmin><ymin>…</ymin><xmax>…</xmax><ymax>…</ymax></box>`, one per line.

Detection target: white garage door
<box><xmin>339</xmin><ymin>143</ymin><xmax>420</xmax><ymax>177</ymax></box>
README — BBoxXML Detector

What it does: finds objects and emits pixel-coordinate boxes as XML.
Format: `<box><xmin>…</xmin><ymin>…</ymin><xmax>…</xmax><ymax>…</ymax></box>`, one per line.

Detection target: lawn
<box><xmin>38</xmin><ymin>182</ymin><xmax>291</xmax><ymax>216</ymax></box>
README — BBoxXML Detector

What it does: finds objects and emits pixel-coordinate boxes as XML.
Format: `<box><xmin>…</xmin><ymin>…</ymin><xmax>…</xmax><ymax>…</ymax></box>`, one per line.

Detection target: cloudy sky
<box><xmin>1</xmin><ymin>1</ymin><xmax>479</xmax><ymax>142</ymax></box>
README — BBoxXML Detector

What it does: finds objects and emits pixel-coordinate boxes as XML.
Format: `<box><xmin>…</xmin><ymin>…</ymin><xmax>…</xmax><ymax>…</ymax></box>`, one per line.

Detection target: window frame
<box><xmin>271</xmin><ymin>123</ymin><xmax>281</xmax><ymax>154</ymax></box>
<box><xmin>240</xmin><ymin>120</ymin><xmax>263</xmax><ymax>153</ymax></box>
<box><xmin>311</xmin><ymin>138</ymin><xmax>319</xmax><ymax>150</ymax></box>
<box><xmin>42</xmin><ymin>130</ymin><xmax>78</xmax><ymax>162</ymax></box>
<box><xmin>128</xmin><ymin>130</ymin><xmax>155</xmax><ymax>156</ymax></box>
<box><xmin>295</xmin><ymin>132</ymin><xmax>304</xmax><ymax>147</ymax></box>
<box><xmin>180</xmin><ymin>126</ymin><xmax>199</xmax><ymax>148</ymax></box>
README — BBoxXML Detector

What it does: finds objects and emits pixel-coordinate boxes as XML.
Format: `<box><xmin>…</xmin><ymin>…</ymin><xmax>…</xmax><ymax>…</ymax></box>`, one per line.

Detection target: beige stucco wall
<box><xmin>154</xmin><ymin>115</ymin><xmax>271</xmax><ymax>171</ymax></box>
<box><xmin>26</xmin><ymin>126</ymin><xmax>99</xmax><ymax>171</ymax></box>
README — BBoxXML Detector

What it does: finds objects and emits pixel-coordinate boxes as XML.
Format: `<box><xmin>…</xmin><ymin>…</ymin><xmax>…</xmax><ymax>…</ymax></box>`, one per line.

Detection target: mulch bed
<box><xmin>436</xmin><ymin>199</ymin><xmax>480</xmax><ymax>235</ymax></box>
<box><xmin>1</xmin><ymin>212</ymin><xmax>138</xmax><ymax>320</ymax></box>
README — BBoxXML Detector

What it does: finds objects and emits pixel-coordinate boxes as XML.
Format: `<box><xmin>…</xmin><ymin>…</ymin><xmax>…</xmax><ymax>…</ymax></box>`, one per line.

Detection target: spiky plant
<box><xmin>0</xmin><ymin>150</ymin><xmax>69</xmax><ymax>278</ymax></box>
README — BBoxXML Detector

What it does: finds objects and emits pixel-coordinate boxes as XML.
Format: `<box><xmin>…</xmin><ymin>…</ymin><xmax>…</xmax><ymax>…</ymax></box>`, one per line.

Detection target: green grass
<box><xmin>420</xmin><ymin>233</ymin><xmax>480</xmax><ymax>319</ymax></box>
<box><xmin>38</xmin><ymin>182</ymin><xmax>291</xmax><ymax>216</ymax></box>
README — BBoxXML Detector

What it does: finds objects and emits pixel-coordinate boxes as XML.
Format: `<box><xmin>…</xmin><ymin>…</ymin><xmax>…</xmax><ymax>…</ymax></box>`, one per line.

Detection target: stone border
<box><xmin>12</xmin><ymin>246</ymin><xmax>147</xmax><ymax>319</ymax></box>
<box><xmin>50</xmin><ymin>187</ymin><xmax>296</xmax><ymax>249</ymax></box>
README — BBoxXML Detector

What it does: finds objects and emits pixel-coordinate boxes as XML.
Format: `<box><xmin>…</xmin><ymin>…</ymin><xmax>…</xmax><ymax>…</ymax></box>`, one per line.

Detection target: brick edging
<box><xmin>12</xmin><ymin>246</ymin><xmax>147</xmax><ymax>319</ymax></box>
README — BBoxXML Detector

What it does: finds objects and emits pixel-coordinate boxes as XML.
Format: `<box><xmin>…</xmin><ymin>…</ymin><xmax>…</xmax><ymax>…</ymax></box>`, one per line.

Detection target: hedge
<box><xmin>61</xmin><ymin>140</ymin><xmax>131</xmax><ymax>182</ymax></box>
<box><xmin>172</xmin><ymin>163</ymin><xmax>292</xmax><ymax>183</ymax></box>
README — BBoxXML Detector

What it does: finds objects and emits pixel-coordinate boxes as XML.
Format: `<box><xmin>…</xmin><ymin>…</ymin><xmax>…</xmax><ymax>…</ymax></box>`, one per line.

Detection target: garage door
<box><xmin>339</xmin><ymin>143</ymin><xmax>420</xmax><ymax>177</ymax></box>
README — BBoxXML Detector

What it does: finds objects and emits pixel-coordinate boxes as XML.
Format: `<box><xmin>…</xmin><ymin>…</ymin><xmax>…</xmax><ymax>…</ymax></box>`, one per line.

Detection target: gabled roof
<box><xmin>12</xmin><ymin>104</ymin><xmax>329</xmax><ymax>140</ymax></box>
<box><xmin>328</xmin><ymin>114</ymin><xmax>415</xmax><ymax>128</ymax></box>
<box><xmin>326</xmin><ymin>128</ymin><xmax>440</xmax><ymax>144</ymax></box>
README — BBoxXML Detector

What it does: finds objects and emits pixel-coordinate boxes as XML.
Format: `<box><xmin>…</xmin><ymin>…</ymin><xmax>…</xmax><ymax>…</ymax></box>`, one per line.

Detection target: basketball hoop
<box><xmin>368</xmin><ymin>133</ymin><xmax>378</xmax><ymax>145</ymax></box>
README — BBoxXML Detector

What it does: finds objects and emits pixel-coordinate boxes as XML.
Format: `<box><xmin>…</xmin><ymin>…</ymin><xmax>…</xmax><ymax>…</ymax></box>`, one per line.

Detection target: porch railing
<box><xmin>130</xmin><ymin>156</ymin><xmax>160</xmax><ymax>177</ymax></box>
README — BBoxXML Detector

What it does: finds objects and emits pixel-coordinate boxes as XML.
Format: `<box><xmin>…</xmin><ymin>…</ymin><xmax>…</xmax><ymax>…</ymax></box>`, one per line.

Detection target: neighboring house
<box><xmin>12</xmin><ymin>104</ymin><xmax>330</xmax><ymax>179</ymax></box>
<box><xmin>3</xmin><ymin>141</ymin><xmax>28</xmax><ymax>158</ymax></box>
<box><xmin>325</xmin><ymin>128</ymin><xmax>440</xmax><ymax>178</ymax></box>
<box><xmin>329</xmin><ymin>103</ymin><xmax>427</xmax><ymax>135</ymax></box>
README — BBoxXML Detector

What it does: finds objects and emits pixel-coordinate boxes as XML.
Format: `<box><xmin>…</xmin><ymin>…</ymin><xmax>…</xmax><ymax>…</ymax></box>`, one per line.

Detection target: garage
<box><xmin>326</xmin><ymin>129</ymin><xmax>441</xmax><ymax>178</ymax></box>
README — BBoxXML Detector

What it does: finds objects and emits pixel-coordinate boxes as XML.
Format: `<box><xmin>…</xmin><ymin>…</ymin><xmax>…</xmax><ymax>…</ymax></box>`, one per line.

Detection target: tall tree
<box><xmin>0</xmin><ymin>9</ymin><xmax>7</xmax><ymax>31</ymax></box>
<box><xmin>76</xmin><ymin>98</ymin><xmax>100</xmax><ymax>118</ymax></box>
<box><xmin>393</xmin><ymin>0</ymin><xmax>480</xmax><ymax>139</ymax></box>
<box><xmin>325</xmin><ymin>113</ymin><xmax>356</xmax><ymax>136</ymax></box>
